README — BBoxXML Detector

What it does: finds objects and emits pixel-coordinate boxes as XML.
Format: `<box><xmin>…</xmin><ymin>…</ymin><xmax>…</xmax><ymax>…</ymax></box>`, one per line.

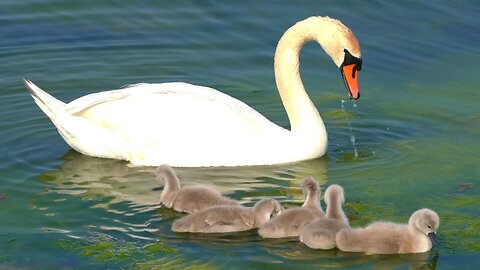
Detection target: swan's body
<box><xmin>335</xmin><ymin>209</ymin><xmax>440</xmax><ymax>254</ymax></box>
<box><xmin>25</xmin><ymin>16</ymin><xmax>362</xmax><ymax>167</ymax></box>
<box><xmin>171</xmin><ymin>198</ymin><xmax>283</xmax><ymax>233</ymax></box>
<box><xmin>300</xmin><ymin>184</ymin><xmax>349</xmax><ymax>249</ymax></box>
<box><xmin>258</xmin><ymin>177</ymin><xmax>324</xmax><ymax>238</ymax></box>
<box><xmin>156</xmin><ymin>164</ymin><xmax>238</xmax><ymax>213</ymax></box>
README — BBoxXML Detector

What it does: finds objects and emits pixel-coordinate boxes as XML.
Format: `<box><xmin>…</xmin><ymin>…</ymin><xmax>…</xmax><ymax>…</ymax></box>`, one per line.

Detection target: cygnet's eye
<box><xmin>427</xmin><ymin>225</ymin><xmax>432</xmax><ymax>229</ymax></box>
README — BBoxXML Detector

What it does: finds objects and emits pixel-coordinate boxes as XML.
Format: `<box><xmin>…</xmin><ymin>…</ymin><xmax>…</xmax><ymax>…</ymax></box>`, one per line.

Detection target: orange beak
<box><xmin>341</xmin><ymin>64</ymin><xmax>360</xmax><ymax>99</ymax></box>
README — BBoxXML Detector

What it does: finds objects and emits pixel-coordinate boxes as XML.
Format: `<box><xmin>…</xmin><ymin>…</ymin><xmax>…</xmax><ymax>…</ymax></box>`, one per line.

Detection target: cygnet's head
<box><xmin>254</xmin><ymin>198</ymin><xmax>284</xmax><ymax>219</ymax></box>
<box><xmin>324</xmin><ymin>184</ymin><xmax>345</xmax><ymax>205</ymax></box>
<box><xmin>409</xmin><ymin>208</ymin><xmax>440</xmax><ymax>245</ymax></box>
<box><xmin>155</xmin><ymin>164</ymin><xmax>178</xmax><ymax>186</ymax></box>
<box><xmin>301</xmin><ymin>177</ymin><xmax>320</xmax><ymax>200</ymax></box>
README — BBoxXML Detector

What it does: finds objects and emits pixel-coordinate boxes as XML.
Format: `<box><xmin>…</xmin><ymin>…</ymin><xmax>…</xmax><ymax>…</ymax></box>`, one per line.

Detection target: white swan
<box><xmin>25</xmin><ymin>16</ymin><xmax>362</xmax><ymax>167</ymax></box>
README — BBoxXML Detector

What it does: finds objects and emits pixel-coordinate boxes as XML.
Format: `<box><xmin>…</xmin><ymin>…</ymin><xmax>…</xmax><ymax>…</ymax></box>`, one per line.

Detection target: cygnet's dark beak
<box><xmin>277</xmin><ymin>204</ymin><xmax>285</xmax><ymax>215</ymax></box>
<box><xmin>427</xmin><ymin>232</ymin><xmax>438</xmax><ymax>246</ymax></box>
<box><xmin>273</xmin><ymin>202</ymin><xmax>284</xmax><ymax>216</ymax></box>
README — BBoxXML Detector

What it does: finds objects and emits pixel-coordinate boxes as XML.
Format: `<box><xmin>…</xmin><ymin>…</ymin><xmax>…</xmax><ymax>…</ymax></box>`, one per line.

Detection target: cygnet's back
<box><xmin>156</xmin><ymin>164</ymin><xmax>238</xmax><ymax>213</ymax></box>
<box><xmin>171</xmin><ymin>198</ymin><xmax>283</xmax><ymax>233</ymax></box>
<box><xmin>300</xmin><ymin>184</ymin><xmax>349</xmax><ymax>249</ymax></box>
<box><xmin>335</xmin><ymin>208</ymin><xmax>440</xmax><ymax>254</ymax></box>
<box><xmin>258</xmin><ymin>177</ymin><xmax>324</xmax><ymax>238</ymax></box>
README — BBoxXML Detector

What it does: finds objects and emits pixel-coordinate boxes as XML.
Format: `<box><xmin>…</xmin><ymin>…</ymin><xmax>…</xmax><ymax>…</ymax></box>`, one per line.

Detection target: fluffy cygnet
<box><xmin>156</xmin><ymin>164</ymin><xmax>238</xmax><ymax>213</ymax></box>
<box><xmin>258</xmin><ymin>177</ymin><xmax>324</xmax><ymax>238</ymax></box>
<box><xmin>171</xmin><ymin>198</ymin><xmax>283</xmax><ymax>233</ymax></box>
<box><xmin>300</xmin><ymin>184</ymin><xmax>349</xmax><ymax>249</ymax></box>
<box><xmin>336</xmin><ymin>208</ymin><xmax>440</xmax><ymax>254</ymax></box>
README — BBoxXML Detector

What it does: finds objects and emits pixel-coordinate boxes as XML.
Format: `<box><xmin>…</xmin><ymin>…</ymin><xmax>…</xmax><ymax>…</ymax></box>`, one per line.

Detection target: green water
<box><xmin>1</xmin><ymin>0</ymin><xmax>479</xmax><ymax>269</ymax></box>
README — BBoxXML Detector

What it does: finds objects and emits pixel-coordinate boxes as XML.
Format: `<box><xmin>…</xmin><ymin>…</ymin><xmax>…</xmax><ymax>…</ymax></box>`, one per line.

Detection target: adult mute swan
<box><xmin>25</xmin><ymin>16</ymin><xmax>362</xmax><ymax>167</ymax></box>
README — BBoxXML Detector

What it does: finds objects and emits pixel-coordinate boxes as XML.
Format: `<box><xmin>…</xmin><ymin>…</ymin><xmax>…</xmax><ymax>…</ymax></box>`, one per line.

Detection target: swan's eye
<box><xmin>427</xmin><ymin>225</ymin><xmax>432</xmax><ymax>229</ymax></box>
<box><xmin>341</xmin><ymin>49</ymin><xmax>362</xmax><ymax>73</ymax></box>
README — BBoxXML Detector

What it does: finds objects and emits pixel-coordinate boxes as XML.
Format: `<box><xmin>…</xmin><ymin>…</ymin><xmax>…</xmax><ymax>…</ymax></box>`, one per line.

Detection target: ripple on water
<box><xmin>2</xmin><ymin>1</ymin><xmax>480</xmax><ymax>268</ymax></box>
<box><xmin>327</xmin><ymin>114</ymin><xmax>425</xmax><ymax>176</ymax></box>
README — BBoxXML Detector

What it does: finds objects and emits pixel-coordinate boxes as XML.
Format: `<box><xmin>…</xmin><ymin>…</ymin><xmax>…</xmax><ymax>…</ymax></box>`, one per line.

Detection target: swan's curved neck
<box><xmin>274</xmin><ymin>20</ymin><xmax>327</xmax><ymax>137</ymax></box>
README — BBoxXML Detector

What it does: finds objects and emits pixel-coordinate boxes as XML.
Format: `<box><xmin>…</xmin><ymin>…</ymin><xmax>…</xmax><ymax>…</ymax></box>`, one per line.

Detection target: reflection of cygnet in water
<box><xmin>336</xmin><ymin>208</ymin><xmax>440</xmax><ymax>254</ymax></box>
<box><xmin>156</xmin><ymin>164</ymin><xmax>238</xmax><ymax>213</ymax></box>
<box><xmin>171</xmin><ymin>198</ymin><xmax>283</xmax><ymax>233</ymax></box>
<box><xmin>258</xmin><ymin>177</ymin><xmax>324</xmax><ymax>238</ymax></box>
<box><xmin>300</xmin><ymin>184</ymin><xmax>349</xmax><ymax>249</ymax></box>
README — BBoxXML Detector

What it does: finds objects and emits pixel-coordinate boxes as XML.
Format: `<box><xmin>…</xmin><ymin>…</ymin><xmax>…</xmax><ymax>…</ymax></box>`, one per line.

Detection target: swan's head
<box><xmin>409</xmin><ymin>208</ymin><xmax>440</xmax><ymax>246</ymax></box>
<box><xmin>307</xmin><ymin>16</ymin><xmax>362</xmax><ymax>99</ymax></box>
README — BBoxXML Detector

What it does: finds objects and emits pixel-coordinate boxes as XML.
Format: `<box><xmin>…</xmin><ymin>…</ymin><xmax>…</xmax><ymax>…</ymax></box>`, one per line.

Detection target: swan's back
<box><xmin>28</xmin><ymin>81</ymin><xmax>295</xmax><ymax>166</ymax></box>
<box><xmin>72</xmin><ymin>83</ymin><xmax>282</xmax><ymax>140</ymax></box>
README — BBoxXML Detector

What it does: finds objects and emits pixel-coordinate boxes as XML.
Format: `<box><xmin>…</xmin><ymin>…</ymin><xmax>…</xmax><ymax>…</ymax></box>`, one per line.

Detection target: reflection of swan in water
<box><xmin>37</xmin><ymin>150</ymin><xmax>159</xmax><ymax>207</ymax></box>
<box><xmin>37</xmin><ymin>150</ymin><xmax>329</xmax><ymax>209</ymax></box>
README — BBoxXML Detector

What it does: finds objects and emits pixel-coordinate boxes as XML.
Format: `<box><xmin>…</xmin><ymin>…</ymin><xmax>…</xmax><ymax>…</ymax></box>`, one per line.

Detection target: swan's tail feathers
<box><xmin>23</xmin><ymin>79</ymin><xmax>125</xmax><ymax>159</ymax></box>
<box><xmin>24</xmin><ymin>79</ymin><xmax>67</xmax><ymax>119</ymax></box>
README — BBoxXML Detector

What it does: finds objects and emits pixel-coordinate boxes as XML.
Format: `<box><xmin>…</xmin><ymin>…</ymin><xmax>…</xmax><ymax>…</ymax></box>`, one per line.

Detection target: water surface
<box><xmin>1</xmin><ymin>0</ymin><xmax>479</xmax><ymax>269</ymax></box>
